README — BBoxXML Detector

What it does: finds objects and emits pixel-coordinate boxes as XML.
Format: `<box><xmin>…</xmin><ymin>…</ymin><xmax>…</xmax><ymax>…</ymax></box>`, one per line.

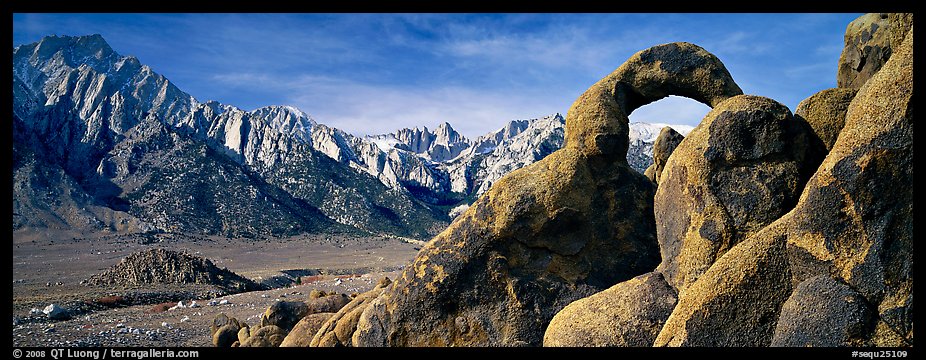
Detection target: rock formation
<box><xmin>838</xmin><ymin>13</ymin><xmax>892</xmax><ymax>89</ymax></box>
<box><xmin>653</xmin><ymin>14</ymin><xmax>913</xmax><ymax>347</ymax></box>
<box><xmin>85</xmin><ymin>248</ymin><xmax>261</xmax><ymax>294</ymax></box>
<box><xmin>280</xmin><ymin>313</ymin><xmax>335</xmax><ymax>347</ymax></box>
<box><xmin>649</xmin><ymin>126</ymin><xmax>685</xmax><ymax>184</ymax></box>
<box><xmin>654</xmin><ymin>94</ymin><xmax>816</xmax><ymax>293</ymax></box>
<box><xmin>544</xmin><ymin>272</ymin><xmax>677</xmax><ymax>346</ymax></box>
<box><xmin>794</xmin><ymin>88</ymin><xmax>857</xmax><ymax>152</ymax></box>
<box><xmin>309</xmin><ymin>41</ymin><xmax>743</xmax><ymax>347</ymax></box>
<box><xmin>543</xmin><ymin>13</ymin><xmax>912</xmax><ymax>348</ymax></box>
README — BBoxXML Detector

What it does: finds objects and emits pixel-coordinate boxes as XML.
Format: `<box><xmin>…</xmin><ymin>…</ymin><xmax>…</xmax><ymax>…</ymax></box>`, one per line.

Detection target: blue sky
<box><xmin>13</xmin><ymin>13</ymin><xmax>861</xmax><ymax>137</ymax></box>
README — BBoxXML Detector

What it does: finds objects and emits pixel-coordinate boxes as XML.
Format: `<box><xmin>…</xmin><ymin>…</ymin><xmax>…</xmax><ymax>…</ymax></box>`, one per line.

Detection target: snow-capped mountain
<box><xmin>626</xmin><ymin>122</ymin><xmax>694</xmax><ymax>173</ymax></box>
<box><xmin>13</xmin><ymin>34</ymin><xmax>443</xmax><ymax>238</ymax></box>
<box><xmin>12</xmin><ymin>34</ymin><xmax>693</xmax><ymax>235</ymax></box>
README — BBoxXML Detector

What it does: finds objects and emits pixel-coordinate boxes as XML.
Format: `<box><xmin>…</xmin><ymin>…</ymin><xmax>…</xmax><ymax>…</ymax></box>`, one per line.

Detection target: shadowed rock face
<box><xmin>651</xmin><ymin>127</ymin><xmax>686</xmax><ymax>184</ymax></box>
<box><xmin>794</xmin><ymin>88</ymin><xmax>857</xmax><ymax>152</ymax></box>
<box><xmin>310</xmin><ymin>42</ymin><xmax>743</xmax><ymax>347</ymax></box>
<box><xmin>771</xmin><ymin>276</ymin><xmax>874</xmax><ymax>347</ymax></box>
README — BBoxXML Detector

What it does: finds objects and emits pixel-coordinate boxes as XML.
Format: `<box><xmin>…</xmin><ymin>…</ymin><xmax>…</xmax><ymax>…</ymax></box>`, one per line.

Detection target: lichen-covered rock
<box><xmin>280</xmin><ymin>313</ymin><xmax>335</xmax><ymax>347</ymax></box>
<box><xmin>212</xmin><ymin>324</ymin><xmax>240</xmax><ymax>347</ymax></box>
<box><xmin>240</xmin><ymin>325</ymin><xmax>286</xmax><ymax>347</ymax></box>
<box><xmin>543</xmin><ymin>272</ymin><xmax>677</xmax><ymax>347</ymax></box>
<box><xmin>794</xmin><ymin>88</ymin><xmax>857</xmax><ymax>152</ymax></box>
<box><xmin>260</xmin><ymin>301</ymin><xmax>309</xmax><ymax>332</ymax></box>
<box><xmin>310</xmin><ymin>278</ymin><xmax>391</xmax><ymax>347</ymax></box>
<box><xmin>785</xmin><ymin>24</ymin><xmax>913</xmax><ymax>347</ymax></box>
<box><xmin>654</xmin><ymin>222</ymin><xmax>793</xmax><ymax>346</ymax></box>
<box><xmin>306</xmin><ymin>294</ymin><xmax>350</xmax><ymax>314</ymax></box>
<box><xmin>341</xmin><ymin>42</ymin><xmax>742</xmax><ymax>347</ymax></box>
<box><xmin>838</xmin><ymin>13</ymin><xmax>892</xmax><ymax>89</ymax></box>
<box><xmin>656</xmin><ymin>25</ymin><xmax>913</xmax><ymax>348</ymax></box>
<box><xmin>654</xmin><ymin>95</ymin><xmax>815</xmax><ymax>293</ymax></box>
<box><xmin>771</xmin><ymin>276</ymin><xmax>874</xmax><ymax>347</ymax></box>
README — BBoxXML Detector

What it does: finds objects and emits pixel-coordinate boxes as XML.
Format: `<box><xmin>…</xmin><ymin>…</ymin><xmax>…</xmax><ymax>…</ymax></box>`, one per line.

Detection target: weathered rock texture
<box><xmin>794</xmin><ymin>88</ymin><xmax>857</xmax><ymax>152</ymax></box>
<box><xmin>240</xmin><ymin>325</ymin><xmax>286</xmax><ymax>347</ymax></box>
<box><xmin>260</xmin><ymin>301</ymin><xmax>309</xmax><ymax>332</ymax></box>
<box><xmin>310</xmin><ymin>278</ymin><xmax>391</xmax><ymax>347</ymax></box>
<box><xmin>655</xmin><ymin>15</ymin><xmax>913</xmax><ymax>348</ymax></box>
<box><xmin>771</xmin><ymin>276</ymin><xmax>874</xmax><ymax>347</ymax></box>
<box><xmin>838</xmin><ymin>13</ymin><xmax>892</xmax><ymax>89</ymax></box>
<box><xmin>280</xmin><ymin>313</ymin><xmax>335</xmax><ymax>347</ymax></box>
<box><xmin>651</xmin><ymin>127</ymin><xmax>685</xmax><ymax>184</ymax></box>
<box><xmin>654</xmin><ymin>222</ymin><xmax>793</xmax><ymax>346</ymax></box>
<box><xmin>311</xmin><ymin>42</ymin><xmax>743</xmax><ymax>347</ymax></box>
<box><xmin>654</xmin><ymin>95</ymin><xmax>815</xmax><ymax>293</ymax></box>
<box><xmin>544</xmin><ymin>272</ymin><xmax>677</xmax><ymax>347</ymax></box>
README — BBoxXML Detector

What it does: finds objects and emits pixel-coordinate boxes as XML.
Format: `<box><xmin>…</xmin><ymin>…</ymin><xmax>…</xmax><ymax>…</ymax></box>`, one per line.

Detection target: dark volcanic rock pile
<box><xmin>85</xmin><ymin>248</ymin><xmax>262</xmax><ymax>294</ymax></box>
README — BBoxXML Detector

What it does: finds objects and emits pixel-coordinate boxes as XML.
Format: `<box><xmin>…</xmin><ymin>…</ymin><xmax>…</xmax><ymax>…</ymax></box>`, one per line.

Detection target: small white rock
<box><xmin>131</xmin><ymin>328</ymin><xmax>141</xmax><ymax>335</ymax></box>
<box><xmin>180</xmin><ymin>316</ymin><xmax>190</xmax><ymax>323</ymax></box>
<box><xmin>260</xmin><ymin>294</ymin><xmax>269</xmax><ymax>298</ymax></box>
<box><xmin>218</xmin><ymin>299</ymin><xmax>229</xmax><ymax>305</ymax></box>
<box><xmin>161</xmin><ymin>322</ymin><xmax>169</xmax><ymax>327</ymax></box>
<box><xmin>189</xmin><ymin>301</ymin><xmax>200</xmax><ymax>308</ymax></box>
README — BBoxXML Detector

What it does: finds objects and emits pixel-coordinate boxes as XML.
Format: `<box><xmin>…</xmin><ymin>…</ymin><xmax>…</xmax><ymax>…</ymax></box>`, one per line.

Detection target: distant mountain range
<box><xmin>12</xmin><ymin>34</ymin><xmax>690</xmax><ymax>239</ymax></box>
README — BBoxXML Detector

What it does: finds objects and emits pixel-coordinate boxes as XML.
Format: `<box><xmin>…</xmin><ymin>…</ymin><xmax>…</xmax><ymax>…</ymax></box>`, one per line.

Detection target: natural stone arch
<box><xmin>313</xmin><ymin>42</ymin><xmax>744</xmax><ymax>347</ymax></box>
<box><xmin>564</xmin><ymin>42</ymin><xmax>742</xmax><ymax>158</ymax></box>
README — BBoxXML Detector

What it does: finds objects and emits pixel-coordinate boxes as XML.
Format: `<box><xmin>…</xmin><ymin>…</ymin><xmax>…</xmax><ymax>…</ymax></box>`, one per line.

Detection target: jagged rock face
<box><xmin>651</xmin><ymin>126</ymin><xmax>685</xmax><ymax>184</ymax></box>
<box><xmin>12</xmin><ymin>34</ymin><xmax>447</xmax><ymax>238</ymax></box>
<box><xmin>654</xmin><ymin>95</ymin><xmax>815</xmax><ymax>293</ymax></box>
<box><xmin>838</xmin><ymin>14</ymin><xmax>892</xmax><ymax>89</ymax></box>
<box><xmin>95</xmin><ymin>116</ymin><xmax>343</xmax><ymax>237</ymax></box>
<box><xmin>318</xmin><ymin>42</ymin><xmax>742</xmax><ymax>347</ymax></box>
<box><xmin>794</xmin><ymin>88</ymin><xmax>857</xmax><ymax>152</ymax></box>
<box><xmin>543</xmin><ymin>272</ymin><xmax>677</xmax><ymax>347</ymax></box>
<box><xmin>771</xmin><ymin>276</ymin><xmax>874</xmax><ymax>347</ymax></box>
<box><xmin>85</xmin><ymin>248</ymin><xmax>261</xmax><ymax>293</ymax></box>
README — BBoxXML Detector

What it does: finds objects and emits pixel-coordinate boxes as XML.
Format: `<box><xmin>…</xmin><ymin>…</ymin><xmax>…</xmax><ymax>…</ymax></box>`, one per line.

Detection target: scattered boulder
<box><xmin>794</xmin><ymin>88</ymin><xmax>857</xmax><ymax>152</ymax></box>
<box><xmin>306</xmin><ymin>294</ymin><xmax>351</xmax><ymax>314</ymax></box>
<box><xmin>544</xmin><ymin>272</ymin><xmax>677</xmax><ymax>347</ymax></box>
<box><xmin>651</xmin><ymin>126</ymin><xmax>685</xmax><ymax>184</ymax></box>
<box><xmin>337</xmin><ymin>42</ymin><xmax>743</xmax><ymax>347</ymax></box>
<box><xmin>771</xmin><ymin>276</ymin><xmax>874</xmax><ymax>347</ymax></box>
<box><xmin>280</xmin><ymin>313</ymin><xmax>335</xmax><ymax>347</ymax></box>
<box><xmin>240</xmin><ymin>325</ymin><xmax>286</xmax><ymax>347</ymax></box>
<box><xmin>210</xmin><ymin>313</ymin><xmax>240</xmax><ymax>337</ymax></box>
<box><xmin>837</xmin><ymin>13</ymin><xmax>892</xmax><ymax>89</ymax></box>
<box><xmin>654</xmin><ymin>95</ymin><xmax>815</xmax><ymax>293</ymax></box>
<box><xmin>43</xmin><ymin>304</ymin><xmax>70</xmax><ymax>320</ymax></box>
<box><xmin>84</xmin><ymin>248</ymin><xmax>262</xmax><ymax>293</ymax></box>
<box><xmin>260</xmin><ymin>301</ymin><xmax>309</xmax><ymax>332</ymax></box>
<box><xmin>311</xmin><ymin>278</ymin><xmax>391</xmax><ymax>347</ymax></box>
<box><xmin>213</xmin><ymin>324</ymin><xmax>240</xmax><ymax>347</ymax></box>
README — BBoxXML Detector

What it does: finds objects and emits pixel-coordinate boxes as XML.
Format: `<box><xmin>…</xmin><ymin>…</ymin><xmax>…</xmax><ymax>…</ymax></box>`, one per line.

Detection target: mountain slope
<box><xmin>13</xmin><ymin>34</ymin><xmax>446</xmax><ymax>238</ymax></box>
